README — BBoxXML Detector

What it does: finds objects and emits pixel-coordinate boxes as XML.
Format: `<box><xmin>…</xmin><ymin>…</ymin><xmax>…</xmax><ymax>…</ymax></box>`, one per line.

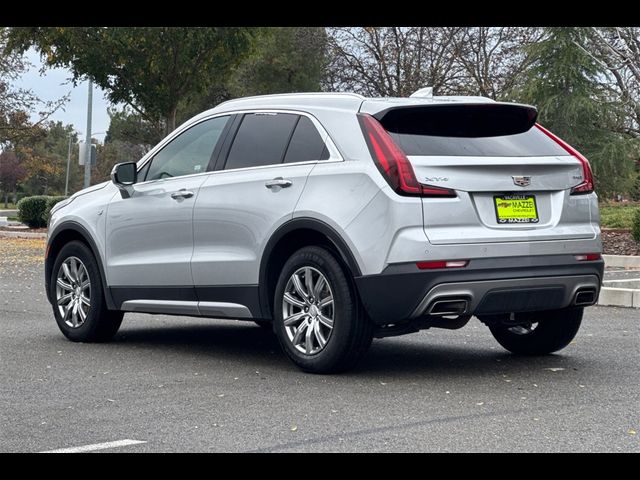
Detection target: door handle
<box><xmin>170</xmin><ymin>189</ymin><xmax>194</xmax><ymax>200</ymax></box>
<box><xmin>265</xmin><ymin>177</ymin><xmax>293</xmax><ymax>189</ymax></box>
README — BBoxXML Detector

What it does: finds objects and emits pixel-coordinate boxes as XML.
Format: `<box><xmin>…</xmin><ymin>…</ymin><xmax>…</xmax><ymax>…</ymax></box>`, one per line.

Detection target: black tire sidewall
<box><xmin>489</xmin><ymin>307</ymin><xmax>583</xmax><ymax>355</ymax></box>
<box><xmin>273</xmin><ymin>246</ymin><xmax>359</xmax><ymax>373</ymax></box>
<box><xmin>50</xmin><ymin>240</ymin><xmax>108</xmax><ymax>342</ymax></box>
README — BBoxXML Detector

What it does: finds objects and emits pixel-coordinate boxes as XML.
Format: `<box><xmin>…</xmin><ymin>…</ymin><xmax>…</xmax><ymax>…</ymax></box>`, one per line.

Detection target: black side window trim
<box><xmin>280</xmin><ymin>116</ymin><xmax>302</xmax><ymax>164</ymax></box>
<box><xmin>207</xmin><ymin>114</ymin><xmax>240</xmax><ymax>172</ymax></box>
<box><xmin>215</xmin><ymin>113</ymin><xmax>244</xmax><ymax>171</ymax></box>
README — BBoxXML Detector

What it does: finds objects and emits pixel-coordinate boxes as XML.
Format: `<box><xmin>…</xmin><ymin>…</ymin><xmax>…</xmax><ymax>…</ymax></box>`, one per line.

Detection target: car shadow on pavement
<box><xmin>113</xmin><ymin>321</ymin><xmax>291</xmax><ymax>366</ymax></box>
<box><xmin>110</xmin><ymin>320</ymin><xmax>588</xmax><ymax>377</ymax></box>
<box><xmin>357</xmin><ymin>340</ymin><xmax>586</xmax><ymax>378</ymax></box>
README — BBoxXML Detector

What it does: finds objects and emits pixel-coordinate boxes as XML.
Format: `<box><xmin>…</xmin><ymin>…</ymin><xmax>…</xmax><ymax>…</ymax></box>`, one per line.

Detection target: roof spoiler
<box><xmin>374</xmin><ymin>102</ymin><xmax>538</xmax><ymax>138</ymax></box>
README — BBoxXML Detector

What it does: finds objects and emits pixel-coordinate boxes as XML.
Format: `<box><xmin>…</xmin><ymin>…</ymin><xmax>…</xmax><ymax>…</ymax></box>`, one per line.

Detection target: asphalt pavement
<box><xmin>0</xmin><ymin>238</ymin><xmax>638</xmax><ymax>452</ymax></box>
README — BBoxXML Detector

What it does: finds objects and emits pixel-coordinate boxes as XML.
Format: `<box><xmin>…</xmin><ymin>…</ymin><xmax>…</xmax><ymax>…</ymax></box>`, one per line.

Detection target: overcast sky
<box><xmin>15</xmin><ymin>48</ymin><xmax>112</xmax><ymax>141</ymax></box>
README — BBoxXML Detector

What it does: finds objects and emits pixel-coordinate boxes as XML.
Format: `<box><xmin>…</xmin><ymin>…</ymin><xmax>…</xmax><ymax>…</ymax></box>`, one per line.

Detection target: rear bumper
<box><xmin>354</xmin><ymin>255</ymin><xmax>604</xmax><ymax>325</ymax></box>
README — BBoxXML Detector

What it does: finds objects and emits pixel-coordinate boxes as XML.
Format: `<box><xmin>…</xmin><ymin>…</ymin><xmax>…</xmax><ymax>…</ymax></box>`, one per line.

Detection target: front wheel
<box><xmin>487</xmin><ymin>307</ymin><xmax>583</xmax><ymax>355</ymax></box>
<box><xmin>273</xmin><ymin>246</ymin><xmax>373</xmax><ymax>373</ymax></box>
<box><xmin>50</xmin><ymin>240</ymin><xmax>123</xmax><ymax>342</ymax></box>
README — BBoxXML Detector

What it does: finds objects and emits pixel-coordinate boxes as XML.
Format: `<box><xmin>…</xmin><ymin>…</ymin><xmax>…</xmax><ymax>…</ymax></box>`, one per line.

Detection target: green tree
<box><xmin>630</xmin><ymin>173</ymin><xmax>640</xmax><ymax>202</ymax></box>
<box><xmin>0</xmin><ymin>28</ymin><xmax>67</xmax><ymax>147</ymax></box>
<box><xmin>5</xmin><ymin>27</ymin><xmax>257</xmax><ymax>135</ymax></box>
<box><xmin>229</xmin><ymin>27</ymin><xmax>327</xmax><ymax>97</ymax></box>
<box><xmin>105</xmin><ymin>107</ymin><xmax>163</xmax><ymax>148</ymax></box>
<box><xmin>16</xmin><ymin>121</ymin><xmax>77</xmax><ymax>196</ymax></box>
<box><xmin>516</xmin><ymin>27</ymin><xmax>636</xmax><ymax>198</ymax></box>
<box><xmin>177</xmin><ymin>28</ymin><xmax>328</xmax><ymax>123</ymax></box>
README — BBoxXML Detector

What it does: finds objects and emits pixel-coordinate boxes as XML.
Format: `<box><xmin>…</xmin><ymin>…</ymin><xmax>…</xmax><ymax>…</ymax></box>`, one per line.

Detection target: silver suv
<box><xmin>46</xmin><ymin>92</ymin><xmax>603</xmax><ymax>373</ymax></box>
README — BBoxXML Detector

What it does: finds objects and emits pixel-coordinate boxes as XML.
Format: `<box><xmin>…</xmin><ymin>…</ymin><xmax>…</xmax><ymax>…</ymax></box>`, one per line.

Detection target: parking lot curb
<box><xmin>598</xmin><ymin>288</ymin><xmax>637</xmax><ymax>308</ymax></box>
<box><xmin>603</xmin><ymin>254</ymin><xmax>640</xmax><ymax>269</ymax></box>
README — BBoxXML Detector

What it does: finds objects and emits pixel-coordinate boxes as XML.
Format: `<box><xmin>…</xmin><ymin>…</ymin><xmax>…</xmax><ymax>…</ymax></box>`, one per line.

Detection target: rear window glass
<box><xmin>388</xmin><ymin>127</ymin><xmax>568</xmax><ymax>157</ymax></box>
<box><xmin>283</xmin><ymin>116</ymin><xmax>330</xmax><ymax>163</ymax></box>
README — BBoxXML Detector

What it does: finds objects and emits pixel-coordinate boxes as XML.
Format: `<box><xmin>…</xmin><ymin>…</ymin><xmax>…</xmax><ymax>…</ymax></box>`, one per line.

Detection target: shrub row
<box><xmin>16</xmin><ymin>195</ymin><xmax>67</xmax><ymax>228</ymax></box>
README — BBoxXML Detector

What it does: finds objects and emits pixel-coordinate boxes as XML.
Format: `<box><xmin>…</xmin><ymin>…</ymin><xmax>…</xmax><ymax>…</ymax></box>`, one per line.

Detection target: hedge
<box><xmin>632</xmin><ymin>208</ymin><xmax>640</xmax><ymax>243</ymax></box>
<box><xmin>17</xmin><ymin>195</ymin><xmax>67</xmax><ymax>228</ymax></box>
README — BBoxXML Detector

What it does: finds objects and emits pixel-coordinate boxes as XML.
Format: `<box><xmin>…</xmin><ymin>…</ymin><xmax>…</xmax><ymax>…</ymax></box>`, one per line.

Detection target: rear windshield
<box><xmin>388</xmin><ymin>127</ymin><xmax>568</xmax><ymax>157</ymax></box>
<box><xmin>377</xmin><ymin>104</ymin><xmax>568</xmax><ymax>157</ymax></box>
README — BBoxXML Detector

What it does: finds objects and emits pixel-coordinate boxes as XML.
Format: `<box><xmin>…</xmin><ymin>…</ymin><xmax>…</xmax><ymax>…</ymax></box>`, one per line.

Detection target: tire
<box><xmin>488</xmin><ymin>307</ymin><xmax>583</xmax><ymax>355</ymax></box>
<box><xmin>50</xmin><ymin>240</ymin><xmax>123</xmax><ymax>342</ymax></box>
<box><xmin>273</xmin><ymin>246</ymin><xmax>373</xmax><ymax>374</ymax></box>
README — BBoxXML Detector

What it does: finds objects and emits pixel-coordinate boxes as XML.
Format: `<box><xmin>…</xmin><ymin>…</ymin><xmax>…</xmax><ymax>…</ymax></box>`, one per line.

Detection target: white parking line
<box><xmin>40</xmin><ymin>439</ymin><xmax>146</xmax><ymax>453</ymax></box>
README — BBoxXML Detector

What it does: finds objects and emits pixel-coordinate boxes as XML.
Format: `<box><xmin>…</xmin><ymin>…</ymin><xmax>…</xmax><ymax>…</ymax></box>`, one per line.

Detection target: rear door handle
<box><xmin>265</xmin><ymin>177</ymin><xmax>293</xmax><ymax>189</ymax></box>
<box><xmin>170</xmin><ymin>189</ymin><xmax>194</xmax><ymax>200</ymax></box>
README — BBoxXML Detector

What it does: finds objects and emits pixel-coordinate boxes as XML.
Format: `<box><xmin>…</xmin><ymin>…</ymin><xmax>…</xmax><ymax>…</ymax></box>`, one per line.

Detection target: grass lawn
<box><xmin>599</xmin><ymin>203</ymin><xmax>640</xmax><ymax>229</ymax></box>
<box><xmin>1</xmin><ymin>203</ymin><xmax>17</xmax><ymax>210</ymax></box>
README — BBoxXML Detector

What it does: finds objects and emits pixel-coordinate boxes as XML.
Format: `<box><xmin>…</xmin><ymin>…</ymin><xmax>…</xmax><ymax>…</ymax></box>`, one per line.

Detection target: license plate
<box><xmin>494</xmin><ymin>194</ymin><xmax>539</xmax><ymax>224</ymax></box>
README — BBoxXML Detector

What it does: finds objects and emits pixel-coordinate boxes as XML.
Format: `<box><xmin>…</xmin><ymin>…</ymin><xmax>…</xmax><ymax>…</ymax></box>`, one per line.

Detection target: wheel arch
<box><xmin>46</xmin><ymin>221</ymin><xmax>116</xmax><ymax>310</ymax></box>
<box><xmin>258</xmin><ymin>218</ymin><xmax>361</xmax><ymax>320</ymax></box>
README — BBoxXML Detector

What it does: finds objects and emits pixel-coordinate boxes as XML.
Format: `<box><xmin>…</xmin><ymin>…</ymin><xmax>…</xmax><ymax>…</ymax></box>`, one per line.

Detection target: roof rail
<box><xmin>217</xmin><ymin>92</ymin><xmax>366</xmax><ymax>109</ymax></box>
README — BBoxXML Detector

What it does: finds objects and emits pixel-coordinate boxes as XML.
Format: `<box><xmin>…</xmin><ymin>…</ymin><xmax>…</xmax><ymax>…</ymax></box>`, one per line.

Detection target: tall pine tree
<box><xmin>517</xmin><ymin>27</ymin><xmax>634</xmax><ymax>198</ymax></box>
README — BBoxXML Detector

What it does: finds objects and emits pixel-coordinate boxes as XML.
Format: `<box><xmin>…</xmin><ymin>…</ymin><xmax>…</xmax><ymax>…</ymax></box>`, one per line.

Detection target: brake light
<box><xmin>417</xmin><ymin>260</ymin><xmax>469</xmax><ymax>270</ymax></box>
<box><xmin>358</xmin><ymin>114</ymin><xmax>456</xmax><ymax>197</ymax></box>
<box><xmin>574</xmin><ymin>253</ymin><xmax>601</xmax><ymax>261</ymax></box>
<box><xmin>535</xmin><ymin>124</ymin><xmax>594</xmax><ymax>195</ymax></box>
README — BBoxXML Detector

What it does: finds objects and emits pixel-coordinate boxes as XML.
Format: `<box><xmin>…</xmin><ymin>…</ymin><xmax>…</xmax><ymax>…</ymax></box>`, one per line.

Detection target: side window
<box><xmin>137</xmin><ymin>160</ymin><xmax>150</xmax><ymax>182</ymax></box>
<box><xmin>283</xmin><ymin>116</ymin><xmax>330</xmax><ymax>163</ymax></box>
<box><xmin>145</xmin><ymin>116</ymin><xmax>229</xmax><ymax>181</ymax></box>
<box><xmin>224</xmin><ymin>113</ymin><xmax>298</xmax><ymax>170</ymax></box>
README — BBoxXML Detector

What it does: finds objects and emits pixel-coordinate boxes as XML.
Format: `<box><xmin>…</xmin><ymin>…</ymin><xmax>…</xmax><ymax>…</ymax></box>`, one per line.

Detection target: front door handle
<box><xmin>170</xmin><ymin>189</ymin><xmax>194</xmax><ymax>200</ymax></box>
<box><xmin>265</xmin><ymin>177</ymin><xmax>293</xmax><ymax>189</ymax></box>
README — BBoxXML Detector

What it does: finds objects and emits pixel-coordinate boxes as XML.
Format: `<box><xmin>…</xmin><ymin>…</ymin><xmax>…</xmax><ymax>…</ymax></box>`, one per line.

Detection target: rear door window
<box><xmin>225</xmin><ymin>113</ymin><xmax>298</xmax><ymax>170</ymax></box>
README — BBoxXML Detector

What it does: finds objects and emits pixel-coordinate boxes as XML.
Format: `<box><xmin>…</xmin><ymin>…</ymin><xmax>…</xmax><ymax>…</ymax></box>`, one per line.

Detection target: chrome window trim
<box><xmin>134</xmin><ymin>109</ymin><xmax>343</xmax><ymax>187</ymax></box>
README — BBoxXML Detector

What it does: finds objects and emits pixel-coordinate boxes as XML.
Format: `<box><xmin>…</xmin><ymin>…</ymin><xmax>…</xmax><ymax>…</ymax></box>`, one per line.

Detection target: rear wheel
<box><xmin>487</xmin><ymin>307</ymin><xmax>583</xmax><ymax>355</ymax></box>
<box><xmin>51</xmin><ymin>241</ymin><xmax>123</xmax><ymax>342</ymax></box>
<box><xmin>273</xmin><ymin>246</ymin><xmax>373</xmax><ymax>373</ymax></box>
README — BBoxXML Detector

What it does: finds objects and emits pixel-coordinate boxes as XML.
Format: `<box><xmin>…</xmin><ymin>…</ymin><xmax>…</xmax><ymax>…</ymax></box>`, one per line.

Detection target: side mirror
<box><xmin>111</xmin><ymin>162</ymin><xmax>138</xmax><ymax>198</ymax></box>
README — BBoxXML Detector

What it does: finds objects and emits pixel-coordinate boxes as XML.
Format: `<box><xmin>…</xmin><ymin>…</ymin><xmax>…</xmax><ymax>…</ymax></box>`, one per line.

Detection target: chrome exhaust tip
<box><xmin>427</xmin><ymin>298</ymin><xmax>469</xmax><ymax>316</ymax></box>
<box><xmin>574</xmin><ymin>288</ymin><xmax>597</xmax><ymax>306</ymax></box>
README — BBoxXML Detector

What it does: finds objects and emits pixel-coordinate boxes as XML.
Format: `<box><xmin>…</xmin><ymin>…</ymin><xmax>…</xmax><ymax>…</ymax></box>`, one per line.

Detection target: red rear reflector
<box><xmin>535</xmin><ymin>124</ymin><xmax>594</xmax><ymax>195</ymax></box>
<box><xmin>358</xmin><ymin>113</ymin><xmax>456</xmax><ymax>198</ymax></box>
<box><xmin>417</xmin><ymin>260</ymin><xmax>469</xmax><ymax>270</ymax></box>
<box><xmin>574</xmin><ymin>253</ymin><xmax>601</xmax><ymax>261</ymax></box>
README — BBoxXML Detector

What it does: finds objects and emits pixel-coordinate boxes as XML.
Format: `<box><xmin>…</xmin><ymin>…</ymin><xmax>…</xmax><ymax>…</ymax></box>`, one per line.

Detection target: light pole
<box><xmin>83</xmin><ymin>80</ymin><xmax>93</xmax><ymax>189</ymax></box>
<box><xmin>66</xmin><ymin>131</ymin><xmax>106</xmax><ymax>197</ymax></box>
<box><xmin>65</xmin><ymin>132</ymin><xmax>75</xmax><ymax>197</ymax></box>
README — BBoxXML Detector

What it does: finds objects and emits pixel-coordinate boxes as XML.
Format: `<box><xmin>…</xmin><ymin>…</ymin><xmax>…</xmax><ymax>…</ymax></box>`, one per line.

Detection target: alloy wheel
<box><xmin>282</xmin><ymin>266</ymin><xmax>334</xmax><ymax>355</ymax></box>
<box><xmin>55</xmin><ymin>256</ymin><xmax>91</xmax><ymax>328</ymax></box>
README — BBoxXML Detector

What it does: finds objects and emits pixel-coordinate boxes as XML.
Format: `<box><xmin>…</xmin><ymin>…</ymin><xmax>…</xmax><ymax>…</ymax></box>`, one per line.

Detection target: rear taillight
<box><xmin>358</xmin><ymin>113</ymin><xmax>456</xmax><ymax>198</ymax></box>
<box><xmin>535</xmin><ymin>124</ymin><xmax>594</xmax><ymax>195</ymax></box>
<box><xmin>417</xmin><ymin>260</ymin><xmax>469</xmax><ymax>270</ymax></box>
<box><xmin>574</xmin><ymin>253</ymin><xmax>602</xmax><ymax>261</ymax></box>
